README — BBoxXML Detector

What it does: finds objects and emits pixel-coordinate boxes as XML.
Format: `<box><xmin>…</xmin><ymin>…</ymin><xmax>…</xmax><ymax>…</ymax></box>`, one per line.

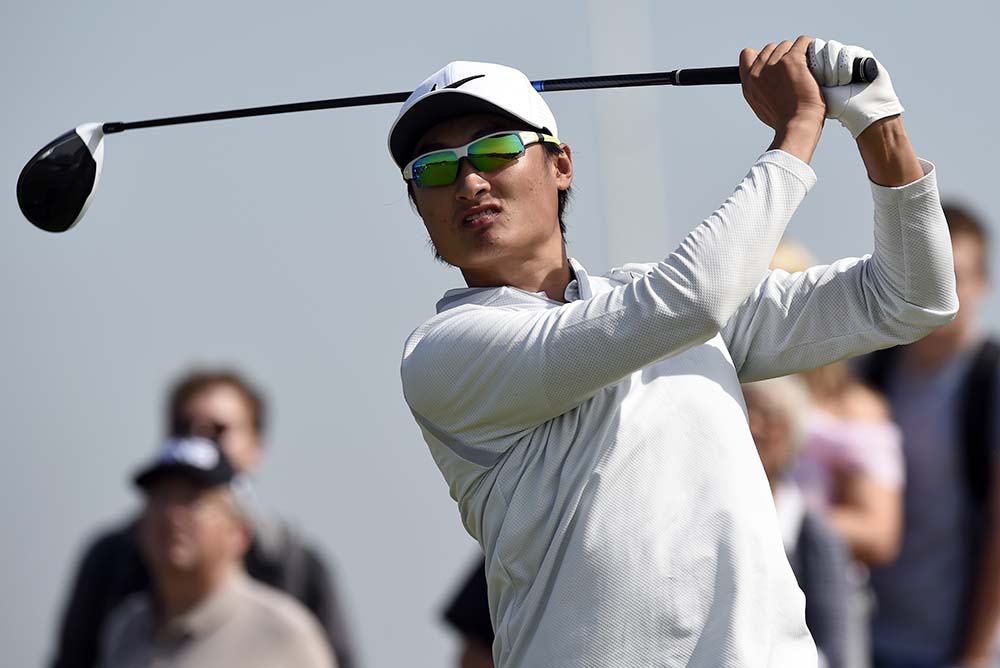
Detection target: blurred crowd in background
<box><xmin>47</xmin><ymin>203</ymin><xmax>997</xmax><ymax>668</ymax></box>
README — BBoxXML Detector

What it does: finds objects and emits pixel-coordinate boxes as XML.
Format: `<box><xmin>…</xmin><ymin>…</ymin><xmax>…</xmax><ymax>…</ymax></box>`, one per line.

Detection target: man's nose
<box><xmin>454</xmin><ymin>158</ymin><xmax>491</xmax><ymax>200</ymax></box>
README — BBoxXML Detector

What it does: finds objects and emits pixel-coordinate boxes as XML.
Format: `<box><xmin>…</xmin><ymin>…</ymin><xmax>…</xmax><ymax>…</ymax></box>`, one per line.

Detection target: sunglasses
<box><xmin>402</xmin><ymin>131</ymin><xmax>561</xmax><ymax>188</ymax></box>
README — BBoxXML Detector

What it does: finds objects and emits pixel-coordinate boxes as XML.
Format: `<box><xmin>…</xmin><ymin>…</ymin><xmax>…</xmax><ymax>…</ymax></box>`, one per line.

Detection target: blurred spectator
<box><xmin>772</xmin><ymin>239</ymin><xmax>905</xmax><ymax>566</ymax></box>
<box><xmin>743</xmin><ymin>375</ymin><xmax>855</xmax><ymax>668</ymax></box>
<box><xmin>862</xmin><ymin>204</ymin><xmax>1000</xmax><ymax>668</ymax></box>
<box><xmin>772</xmin><ymin>240</ymin><xmax>905</xmax><ymax>668</ymax></box>
<box><xmin>443</xmin><ymin>557</ymin><xmax>494</xmax><ymax>668</ymax></box>
<box><xmin>795</xmin><ymin>363</ymin><xmax>903</xmax><ymax>566</ymax></box>
<box><xmin>51</xmin><ymin>369</ymin><xmax>356</xmax><ymax>668</ymax></box>
<box><xmin>99</xmin><ymin>436</ymin><xmax>335</xmax><ymax>667</ymax></box>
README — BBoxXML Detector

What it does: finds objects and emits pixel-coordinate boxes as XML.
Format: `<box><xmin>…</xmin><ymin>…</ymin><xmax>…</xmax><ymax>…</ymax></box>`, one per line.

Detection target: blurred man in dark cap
<box><xmin>98</xmin><ymin>436</ymin><xmax>335</xmax><ymax>667</ymax></box>
<box><xmin>51</xmin><ymin>369</ymin><xmax>355</xmax><ymax>668</ymax></box>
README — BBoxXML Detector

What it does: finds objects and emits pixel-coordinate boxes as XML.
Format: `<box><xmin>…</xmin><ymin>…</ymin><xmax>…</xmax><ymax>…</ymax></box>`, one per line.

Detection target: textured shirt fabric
<box><xmin>870</xmin><ymin>342</ymin><xmax>1000</xmax><ymax>665</ymax></box>
<box><xmin>99</xmin><ymin>571</ymin><xmax>336</xmax><ymax>668</ymax></box>
<box><xmin>401</xmin><ymin>150</ymin><xmax>957</xmax><ymax>667</ymax></box>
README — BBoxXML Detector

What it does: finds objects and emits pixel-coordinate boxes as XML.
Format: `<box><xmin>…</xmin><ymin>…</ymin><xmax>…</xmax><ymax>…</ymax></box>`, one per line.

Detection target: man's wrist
<box><xmin>856</xmin><ymin>116</ymin><xmax>924</xmax><ymax>186</ymax></box>
<box><xmin>769</xmin><ymin>113</ymin><xmax>824</xmax><ymax>164</ymax></box>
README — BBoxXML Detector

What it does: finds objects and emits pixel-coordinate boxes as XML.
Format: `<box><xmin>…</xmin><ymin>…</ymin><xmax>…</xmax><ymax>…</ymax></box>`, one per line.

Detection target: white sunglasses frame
<box><xmin>402</xmin><ymin>130</ymin><xmax>561</xmax><ymax>185</ymax></box>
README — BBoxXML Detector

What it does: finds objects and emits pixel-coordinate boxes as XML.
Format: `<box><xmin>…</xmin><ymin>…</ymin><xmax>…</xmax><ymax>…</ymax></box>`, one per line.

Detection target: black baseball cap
<box><xmin>133</xmin><ymin>436</ymin><xmax>236</xmax><ymax>490</ymax></box>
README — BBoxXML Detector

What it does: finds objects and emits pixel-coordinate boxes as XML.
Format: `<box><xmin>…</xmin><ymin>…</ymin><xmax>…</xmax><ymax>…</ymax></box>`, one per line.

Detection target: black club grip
<box><xmin>675</xmin><ymin>57</ymin><xmax>878</xmax><ymax>86</ymax></box>
<box><xmin>853</xmin><ymin>57</ymin><xmax>879</xmax><ymax>84</ymax></box>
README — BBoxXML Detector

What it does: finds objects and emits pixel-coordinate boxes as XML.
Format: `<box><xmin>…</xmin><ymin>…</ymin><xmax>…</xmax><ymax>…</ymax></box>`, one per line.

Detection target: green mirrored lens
<box><xmin>413</xmin><ymin>151</ymin><xmax>459</xmax><ymax>187</ymax></box>
<box><xmin>469</xmin><ymin>134</ymin><xmax>525</xmax><ymax>173</ymax></box>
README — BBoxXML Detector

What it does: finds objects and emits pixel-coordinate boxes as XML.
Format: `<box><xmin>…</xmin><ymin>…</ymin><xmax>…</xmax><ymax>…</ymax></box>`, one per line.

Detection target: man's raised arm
<box><xmin>724</xmin><ymin>40</ymin><xmax>958</xmax><ymax>381</ymax></box>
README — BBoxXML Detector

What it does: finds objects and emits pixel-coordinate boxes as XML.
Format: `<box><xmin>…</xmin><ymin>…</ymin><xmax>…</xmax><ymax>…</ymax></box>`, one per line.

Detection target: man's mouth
<box><xmin>461</xmin><ymin>206</ymin><xmax>501</xmax><ymax>228</ymax></box>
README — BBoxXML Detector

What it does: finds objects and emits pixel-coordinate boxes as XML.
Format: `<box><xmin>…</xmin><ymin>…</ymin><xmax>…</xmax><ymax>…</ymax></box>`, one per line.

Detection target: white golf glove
<box><xmin>808</xmin><ymin>38</ymin><xmax>904</xmax><ymax>138</ymax></box>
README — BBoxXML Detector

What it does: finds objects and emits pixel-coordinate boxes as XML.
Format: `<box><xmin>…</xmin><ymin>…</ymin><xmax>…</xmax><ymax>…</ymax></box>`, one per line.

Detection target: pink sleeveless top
<box><xmin>793</xmin><ymin>408</ymin><xmax>904</xmax><ymax>511</ymax></box>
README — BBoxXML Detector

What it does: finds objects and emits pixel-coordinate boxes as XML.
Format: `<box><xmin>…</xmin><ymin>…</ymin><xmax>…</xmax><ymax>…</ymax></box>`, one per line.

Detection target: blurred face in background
<box><xmin>949</xmin><ymin>231</ymin><xmax>989</xmax><ymax>330</ymax></box>
<box><xmin>176</xmin><ymin>384</ymin><xmax>262</xmax><ymax>474</ymax></box>
<box><xmin>916</xmin><ymin>230</ymin><xmax>990</xmax><ymax>353</ymax></box>
<box><xmin>139</xmin><ymin>476</ymin><xmax>250</xmax><ymax>579</ymax></box>
<box><xmin>743</xmin><ymin>385</ymin><xmax>797</xmax><ymax>488</ymax></box>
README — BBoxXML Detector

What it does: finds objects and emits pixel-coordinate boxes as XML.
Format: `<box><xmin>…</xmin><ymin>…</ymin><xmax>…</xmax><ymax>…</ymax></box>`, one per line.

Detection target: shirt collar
<box><xmin>435</xmin><ymin>257</ymin><xmax>594</xmax><ymax>313</ymax></box>
<box><xmin>563</xmin><ymin>257</ymin><xmax>593</xmax><ymax>301</ymax></box>
<box><xmin>157</xmin><ymin>570</ymin><xmax>248</xmax><ymax>643</ymax></box>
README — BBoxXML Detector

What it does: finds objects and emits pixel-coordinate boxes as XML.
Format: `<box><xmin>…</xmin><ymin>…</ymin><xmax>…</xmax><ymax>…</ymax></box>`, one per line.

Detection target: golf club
<box><xmin>16</xmin><ymin>59</ymin><xmax>877</xmax><ymax>234</ymax></box>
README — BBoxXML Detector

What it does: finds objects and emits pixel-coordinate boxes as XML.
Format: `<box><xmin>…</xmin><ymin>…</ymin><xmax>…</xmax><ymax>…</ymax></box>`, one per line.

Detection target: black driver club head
<box><xmin>17</xmin><ymin>123</ymin><xmax>104</xmax><ymax>233</ymax></box>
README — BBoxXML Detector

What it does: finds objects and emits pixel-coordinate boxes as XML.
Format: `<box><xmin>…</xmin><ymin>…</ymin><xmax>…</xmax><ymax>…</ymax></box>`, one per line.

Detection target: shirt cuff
<box><xmin>869</xmin><ymin>158</ymin><xmax>937</xmax><ymax>194</ymax></box>
<box><xmin>758</xmin><ymin>149</ymin><xmax>818</xmax><ymax>190</ymax></box>
<box><xmin>870</xmin><ymin>159</ymin><xmax>937</xmax><ymax>205</ymax></box>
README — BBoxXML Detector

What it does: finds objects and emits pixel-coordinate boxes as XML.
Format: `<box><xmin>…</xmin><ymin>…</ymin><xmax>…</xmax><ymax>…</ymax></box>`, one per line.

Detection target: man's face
<box><xmin>176</xmin><ymin>385</ymin><xmax>261</xmax><ymax>474</ymax></box>
<box><xmin>139</xmin><ymin>476</ymin><xmax>248</xmax><ymax>577</ymax></box>
<box><xmin>409</xmin><ymin>114</ymin><xmax>572</xmax><ymax>280</ymax></box>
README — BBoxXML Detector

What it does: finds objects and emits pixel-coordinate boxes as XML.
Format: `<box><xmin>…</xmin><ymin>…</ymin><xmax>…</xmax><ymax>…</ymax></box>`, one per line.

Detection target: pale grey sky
<box><xmin>2</xmin><ymin>1</ymin><xmax>996</xmax><ymax>666</ymax></box>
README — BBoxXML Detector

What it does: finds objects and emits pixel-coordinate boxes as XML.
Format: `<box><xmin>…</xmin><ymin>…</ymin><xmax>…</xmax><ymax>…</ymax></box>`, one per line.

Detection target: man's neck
<box><xmin>156</xmin><ymin>562</ymin><xmax>236</xmax><ymax>623</ymax></box>
<box><xmin>461</xmin><ymin>250</ymin><xmax>572</xmax><ymax>303</ymax></box>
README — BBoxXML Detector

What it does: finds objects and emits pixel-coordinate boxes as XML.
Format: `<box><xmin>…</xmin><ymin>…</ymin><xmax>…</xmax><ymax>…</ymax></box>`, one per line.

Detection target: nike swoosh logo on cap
<box><xmin>434</xmin><ymin>74</ymin><xmax>485</xmax><ymax>91</ymax></box>
<box><xmin>446</xmin><ymin>74</ymin><xmax>485</xmax><ymax>88</ymax></box>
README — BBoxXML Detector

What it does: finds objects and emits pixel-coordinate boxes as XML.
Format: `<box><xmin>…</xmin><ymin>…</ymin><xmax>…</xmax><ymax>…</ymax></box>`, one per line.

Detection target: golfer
<box><xmin>389</xmin><ymin>36</ymin><xmax>958</xmax><ymax>667</ymax></box>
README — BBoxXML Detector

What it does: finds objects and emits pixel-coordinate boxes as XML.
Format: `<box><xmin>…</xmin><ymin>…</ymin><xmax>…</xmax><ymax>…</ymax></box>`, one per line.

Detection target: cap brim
<box><xmin>388</xmin><ymin>90</ymin><xmax>550</xmax><ymax>169</ymax></box>
<box><xmin>134</xmin><ymin>463</ymin><xmax>230</xmax><ymax>490</ymax></box>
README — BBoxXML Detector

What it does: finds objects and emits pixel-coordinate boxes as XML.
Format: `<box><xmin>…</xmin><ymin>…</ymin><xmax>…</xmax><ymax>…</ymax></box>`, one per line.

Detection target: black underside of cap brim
<box><xmin>134</xmin><ymin>463</ymin><xmax>230</xmax><ymax>490</ymax></box>
<box><xmin>390</xmin><ymin>91</ymin><xmax>546</xmax><ymax>168</ymax></box>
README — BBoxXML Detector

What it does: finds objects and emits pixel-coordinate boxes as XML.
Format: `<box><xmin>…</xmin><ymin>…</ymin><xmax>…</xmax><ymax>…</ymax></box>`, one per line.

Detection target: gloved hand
<box><xmin>807</xmin><ymin>39</ymin><xmax>904</xmax><ymax>138</ymax></box>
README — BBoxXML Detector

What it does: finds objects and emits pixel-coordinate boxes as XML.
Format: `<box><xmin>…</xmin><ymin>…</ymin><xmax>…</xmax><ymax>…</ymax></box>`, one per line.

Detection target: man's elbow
<box><xmin>919</xmin><ymin>300</ymin><xmax>960</xmax><ymax>330</ymax></box>
<box><xmin>894</xmin><ymin>296</ymin><xmax>960</xmax><ymax>343</ymax></box>
<box><xmin>909</xmin><ymin>274</ymin><xmax>961</xmax><ymax>330</ymax></box>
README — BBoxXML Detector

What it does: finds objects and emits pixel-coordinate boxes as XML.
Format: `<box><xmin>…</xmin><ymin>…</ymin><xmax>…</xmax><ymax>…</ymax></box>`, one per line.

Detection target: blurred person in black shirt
<box><xmin>444</xmin><ymin>557</ymin><xmax>494</xmax><ymax>668</ymax></box>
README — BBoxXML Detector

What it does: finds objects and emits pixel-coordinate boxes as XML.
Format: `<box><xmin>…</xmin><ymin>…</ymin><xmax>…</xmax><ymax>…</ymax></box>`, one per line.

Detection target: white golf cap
<box><xmin>388</xmin><ymin>61</ymin><xmax>559</xmax><ymax>169</ymax></box>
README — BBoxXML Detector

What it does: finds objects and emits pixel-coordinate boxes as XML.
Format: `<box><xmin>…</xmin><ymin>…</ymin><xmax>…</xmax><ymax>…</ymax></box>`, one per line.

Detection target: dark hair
<box><xmin>943</xmin><ymin>201</ymin><xmax>990</xmax><ymax>277</ymax></box>
<box><xmin>543</xmin><ymin>141</ymin><xmax>572</xmax><ymax>237</ymax></box>
<box><xmin>406</xmin><ymin>138</ymin><xmax>572</xmax><ymax>263</ymax></box>
<box><xmin>167</xmin><ymin>369</ymin><xmax>267</xmax><ymax>437</ymax></box>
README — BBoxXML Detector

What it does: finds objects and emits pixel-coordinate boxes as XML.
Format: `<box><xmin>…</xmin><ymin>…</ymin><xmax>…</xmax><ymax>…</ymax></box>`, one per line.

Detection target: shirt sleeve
<box><xmin>402</xmin><ymin>151</ymin><xmax>815</xmax><ymax>450</ymax></box>
<box><xmin>50</xmin><ymin>536</ymin><xmax>109</xmax><ymax>668</ymax></box>
<box><xmin>301</xmin><ymin>549</ymin><xmax>356</xmax><ymax>668</ymax></box>
<box><xmin>722</xmin><ymin>160</ymin><xmax>959</xmax><ymax>382</ymax></box>
<box><xmin>50</xmin><ymin>527</ymin><xmax>139</xmax><ymax>668</ymax></box>
<box><xmin>94</xmin><ymin>596</ymin><xmax>147</xmax><ymax>668</ymax></box>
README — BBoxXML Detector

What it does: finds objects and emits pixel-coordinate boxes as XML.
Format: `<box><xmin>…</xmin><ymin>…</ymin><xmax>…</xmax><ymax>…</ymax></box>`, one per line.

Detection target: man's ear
<box><xmin>554</xmin><ymin>144</ymin><xmax>573</xmax><ymax>191</ymax></box>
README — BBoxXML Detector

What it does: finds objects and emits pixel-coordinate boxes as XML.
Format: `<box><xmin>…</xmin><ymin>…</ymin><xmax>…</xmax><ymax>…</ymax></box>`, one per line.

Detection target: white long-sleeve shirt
<box><xmin>401</xmin><ymin>150</ymin><xmax>958</xmax><ymax>667</ymax></box>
